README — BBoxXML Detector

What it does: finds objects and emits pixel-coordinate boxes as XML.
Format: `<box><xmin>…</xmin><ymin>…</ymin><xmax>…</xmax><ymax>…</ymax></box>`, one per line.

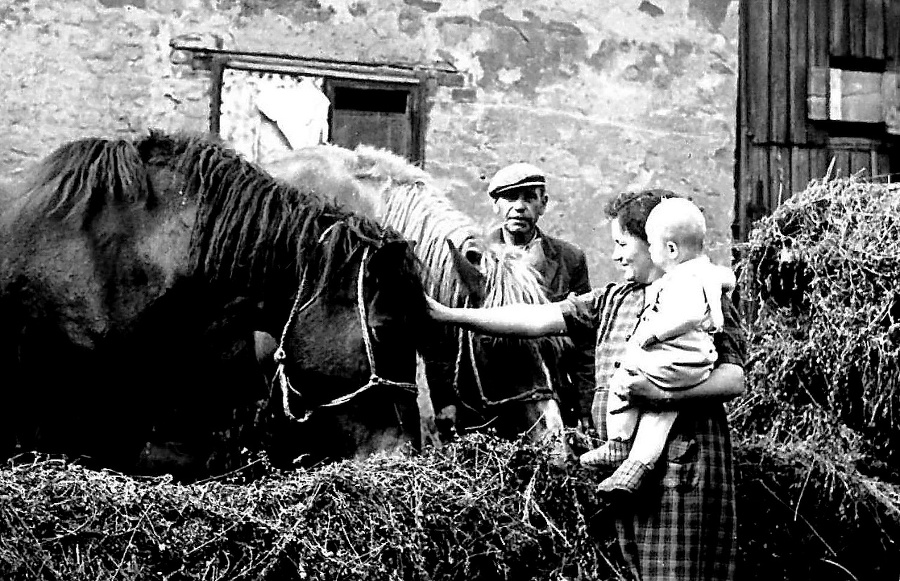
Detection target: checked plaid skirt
<box><xmin>561</xmin><ymin>283</ymin><xmax>742</xmax><ymax>581</ymax></box>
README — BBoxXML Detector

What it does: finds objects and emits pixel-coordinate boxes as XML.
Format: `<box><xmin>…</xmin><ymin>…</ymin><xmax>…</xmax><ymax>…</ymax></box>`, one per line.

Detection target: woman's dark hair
<box><xmin>603</xmin><ymin>189</ymin><xmax>680</xmax><ymax>243</ymax></box>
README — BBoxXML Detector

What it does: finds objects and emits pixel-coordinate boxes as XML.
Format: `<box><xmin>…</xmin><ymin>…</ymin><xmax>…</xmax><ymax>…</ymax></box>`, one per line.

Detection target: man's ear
<box><xmin>536</xmin><ymin>192</ymin><xmax>548</xmax><ymax>216</ymax></box>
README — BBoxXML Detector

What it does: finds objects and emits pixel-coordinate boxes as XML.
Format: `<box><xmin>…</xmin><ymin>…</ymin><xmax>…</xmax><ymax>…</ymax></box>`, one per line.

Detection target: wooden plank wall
<box><xmin>735</xmin><ymin>0</ymin><xmax>900</xmax><ymax>240</ymax></box>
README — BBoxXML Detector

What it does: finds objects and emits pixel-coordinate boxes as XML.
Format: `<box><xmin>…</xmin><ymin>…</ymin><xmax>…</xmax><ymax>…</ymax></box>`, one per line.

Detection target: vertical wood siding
<box><xmin>735</xmin><ymin>0</ymin><xmax>900</xmax><ymax>240</ymax></box>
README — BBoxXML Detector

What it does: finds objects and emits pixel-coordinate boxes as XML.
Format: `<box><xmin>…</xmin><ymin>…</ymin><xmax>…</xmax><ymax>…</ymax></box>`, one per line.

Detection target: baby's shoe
<box><xmin>596</xmin><ymin>458</ymin><xmax>651</xmax><ymax>500</ymax></box>
<box><xmin>579</xmin><ymin>439</ymin><xmax>630</xmax><ymax>468</ymax></box>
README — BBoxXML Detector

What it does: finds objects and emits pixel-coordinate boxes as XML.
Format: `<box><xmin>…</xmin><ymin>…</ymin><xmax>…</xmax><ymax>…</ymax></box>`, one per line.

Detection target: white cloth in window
<box><xmin>256</xmin><ymin>77</ymin><xmax>330</xmax><ymax>151</ymax></box>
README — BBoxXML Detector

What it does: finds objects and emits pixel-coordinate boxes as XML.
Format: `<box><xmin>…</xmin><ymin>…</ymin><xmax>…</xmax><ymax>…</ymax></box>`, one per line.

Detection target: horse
<box><xmin>0</xmin><ymin>130</ymin><xmax>428</xmax><ymax>479</ymax></box>
<box><xmin>265</xmin><ymin>145</ymin><xmax>569</xmax><ymax>457</ymax></box>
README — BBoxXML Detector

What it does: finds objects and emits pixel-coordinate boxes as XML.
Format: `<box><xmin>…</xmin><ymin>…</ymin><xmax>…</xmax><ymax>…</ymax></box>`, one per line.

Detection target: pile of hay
<box><xmin>0</xmin><ymin>435</ymin><xmax>623</xmax><ymax>581</ymax></box>
<box><xmin>734</xmin><ymin>173</ymin><xmax>900</xmax><ymax>579</ymax></box>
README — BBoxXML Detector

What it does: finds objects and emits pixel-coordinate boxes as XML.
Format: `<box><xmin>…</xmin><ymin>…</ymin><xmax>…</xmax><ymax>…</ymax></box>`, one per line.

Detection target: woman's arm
<box><xmin>670</xmin><ymin>362</ymin><xmax>744</xmax><ymax>402</ymax></box>
<box><xmin>426</xmin><ymin>296</ymin><xmax>567</xmax><ymax>337</ymax></box>
<box><xmin>615</xmin><ymin>362</ymin><xmax>745</xmax><ymax>409</ymax></box>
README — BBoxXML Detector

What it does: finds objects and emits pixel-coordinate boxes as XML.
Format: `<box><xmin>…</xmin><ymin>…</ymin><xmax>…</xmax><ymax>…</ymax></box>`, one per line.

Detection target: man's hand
<box><xmin>577</xmin><ymin>416</ymin><xmax>592</xmax><ymax>433</ymax></box>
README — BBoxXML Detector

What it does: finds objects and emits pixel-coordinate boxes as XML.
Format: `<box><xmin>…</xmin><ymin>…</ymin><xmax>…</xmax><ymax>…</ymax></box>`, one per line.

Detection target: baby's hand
<box><xmin>609</xmin><ymin>367</ymin><xmax>636</xmax><ymax>409</ymax></box>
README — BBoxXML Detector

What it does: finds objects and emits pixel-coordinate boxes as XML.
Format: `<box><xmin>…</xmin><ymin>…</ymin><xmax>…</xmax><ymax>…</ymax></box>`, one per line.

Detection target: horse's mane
<box><xmin>18</xmin><ymin>137</ymin><xmax>154</xmax><ymax>228</ymax></box>
<box><xmin>18</xmin><ymin>131</ymin><xmax>424</xmax><ymax>303</ymax></box>
<box><xmin>344</xmin><ymin>146</ymin><xmax>494</xmax><ymax>306</ymax></box>
<box><xmin>138</xmin><ymin>131</ymin><xmax>420</xmax><ymax>296</ymax></box>
<box><xmin>477</xmin><ymin>244</ymin><xmax>569</xmax><ymax>355</ymax></box>
<box><xmin>477</xmin><ymin>245</ymin><xmax>554</xmax><ymax>308</ymax></box>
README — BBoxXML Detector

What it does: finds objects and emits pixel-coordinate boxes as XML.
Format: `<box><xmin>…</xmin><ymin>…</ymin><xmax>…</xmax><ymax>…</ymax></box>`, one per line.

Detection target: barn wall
<box><xmin>0</xmin><ymin>0</ymin><xmax>739</xmax><ymax>286</ymax></box>
<box><xmin>736</xmin><ymin>0</ymin><xmax>900</xmax><ymax>240</ymax></box>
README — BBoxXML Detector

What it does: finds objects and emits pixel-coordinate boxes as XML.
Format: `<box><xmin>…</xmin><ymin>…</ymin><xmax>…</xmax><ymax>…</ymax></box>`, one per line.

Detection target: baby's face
<box><xmin>646</xmin><ymin>226</ymin><xmax>674</xmax><ymax>270</ymax></box>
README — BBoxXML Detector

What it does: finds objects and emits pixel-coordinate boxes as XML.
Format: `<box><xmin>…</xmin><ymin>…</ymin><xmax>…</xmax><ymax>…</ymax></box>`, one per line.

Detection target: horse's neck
<box><xmin>355</xmin><ymin>176</ymin><xmax>390</xmax><ymax>220</ymax></box>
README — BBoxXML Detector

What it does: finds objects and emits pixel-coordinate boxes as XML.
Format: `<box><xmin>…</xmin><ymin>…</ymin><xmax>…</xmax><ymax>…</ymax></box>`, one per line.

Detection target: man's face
<box><xmin>493</xmin><ymin>186</ymin><xmax>547</xmax><ymax>240</ymax></box>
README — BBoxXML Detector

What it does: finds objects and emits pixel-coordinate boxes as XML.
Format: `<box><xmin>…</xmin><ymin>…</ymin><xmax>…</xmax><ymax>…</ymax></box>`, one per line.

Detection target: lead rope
<box><xmin>453</xmin><ymin>305</ymin><xmax>556</xmax><ymax>408</ymax></box>
<box><xmin>273</xmin><ymin>223</ymin><xmax>341</xmax><ymax>421</ymax></box>
<box><xmin>274</xmin><ymin>236</ymin><xmax>418</xmax><ymax>423</ymax></box>
<box><xmin>319</xmin><ymin>244</ymin><xmax>418</xmax><ymax>410</ymax></box>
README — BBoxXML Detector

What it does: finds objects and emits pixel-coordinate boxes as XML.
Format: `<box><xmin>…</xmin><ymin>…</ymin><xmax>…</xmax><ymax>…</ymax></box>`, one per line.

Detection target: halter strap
<box><xmin>273</xmin><ymin>222</ymin><xmax>342</xmax><ymax>368</ymax></box>
<box><xmin>272</xmin><ymin>227</ymin><xmax>417</xmax><ymax>422</ymax></box>
<box><xmin>312</xmin><ymin>245</ymin><xmax>418</xmax><ymax>410</ymax></box>
<box><xmin>450</xmin><ymin>297</ymin><xmax>556</xmax><ymax>410</ymax></box>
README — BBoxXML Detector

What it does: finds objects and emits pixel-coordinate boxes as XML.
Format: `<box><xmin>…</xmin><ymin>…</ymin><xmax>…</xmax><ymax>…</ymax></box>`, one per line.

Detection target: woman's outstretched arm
<box><xmin>426</xmin><ymin>296</ymin><xmax>567</xmax><ymax>337</ymax></box>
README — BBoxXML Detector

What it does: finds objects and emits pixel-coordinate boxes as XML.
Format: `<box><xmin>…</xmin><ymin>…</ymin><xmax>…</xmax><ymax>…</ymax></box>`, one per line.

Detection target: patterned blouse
<box><xmin>560</xmin><ymin>281</ymin><xmax>746</xmax><ymax>581</ymax></box>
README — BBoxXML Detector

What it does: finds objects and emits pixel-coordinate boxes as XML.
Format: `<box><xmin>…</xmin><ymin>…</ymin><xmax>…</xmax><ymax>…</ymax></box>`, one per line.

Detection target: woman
<box><xmin>428</xmin><ymin>189</ymin><xmax>746</xmax><ymax>581</ymax></box>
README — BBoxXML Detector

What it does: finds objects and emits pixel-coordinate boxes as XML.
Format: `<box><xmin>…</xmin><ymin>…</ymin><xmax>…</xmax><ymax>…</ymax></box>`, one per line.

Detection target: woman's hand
<box><xmin>612</xmin><ymin>367</ymin><xmax>672</xmax><ymax>409</ymax></box>
<box><xmin>425</xmin><ymin>295</ymin><xmax>448</xmax><ymax>321</ymax></box>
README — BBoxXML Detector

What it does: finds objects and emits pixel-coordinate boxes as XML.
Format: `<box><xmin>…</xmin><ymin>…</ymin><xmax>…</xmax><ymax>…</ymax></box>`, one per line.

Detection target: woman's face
<box><xmin>610</xmin><ymin>219</ymin><xmax>663</xmax><ymax>284</ymax></box>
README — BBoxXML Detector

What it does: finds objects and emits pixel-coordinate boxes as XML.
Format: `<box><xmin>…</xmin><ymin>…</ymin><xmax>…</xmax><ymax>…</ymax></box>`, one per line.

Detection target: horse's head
<box><xmin>442</xmin><ymin>240</ymin><xmax>568</xmax><ymax>458</ymax></box>
<box><xmin>266</xmin><ymin>221</ymin><xmax>427</xmax><ymax>466</ymax></box>
<box><xmin>126</xmin><ymin>132</ymin><xmax>433</xmax><ymax>469</ymax></box>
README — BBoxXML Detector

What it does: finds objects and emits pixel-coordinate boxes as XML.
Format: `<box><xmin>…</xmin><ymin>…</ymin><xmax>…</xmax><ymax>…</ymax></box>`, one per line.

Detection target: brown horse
<box><xmin>0</xmin><ymin>131</ymin><xmax>428</xmax><ymax>478</ymax></box>
<box><xmin>266</xmin><ymin>145</ymin><xmax>569</xmax><ymax>457</ymax></box>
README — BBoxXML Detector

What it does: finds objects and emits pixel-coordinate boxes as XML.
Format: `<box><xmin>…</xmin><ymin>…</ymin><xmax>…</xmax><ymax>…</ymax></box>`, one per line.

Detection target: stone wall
<box><xmin>0</xmin><ymin>0</ymin><xmax>739</xmax><ymax>285</ymax></box>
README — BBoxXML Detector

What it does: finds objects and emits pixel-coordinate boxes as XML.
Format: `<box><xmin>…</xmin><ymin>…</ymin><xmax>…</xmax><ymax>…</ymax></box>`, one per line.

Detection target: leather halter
<box><xmin>272</xmin><ymin>225</ymin><xmax>418</xmax><ymax>423</ymax></box>
<box><xmin>451</xmin><ymin>297</ymin><xmax>556</xmax><ymax>411</ymax></box>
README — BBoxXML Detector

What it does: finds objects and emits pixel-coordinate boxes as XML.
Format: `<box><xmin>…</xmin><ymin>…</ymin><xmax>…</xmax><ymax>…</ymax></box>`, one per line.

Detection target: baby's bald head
<box><xmin>645</xmin><ymin>197</ymin><xmax>707</xmax><ymax>253</ymax></box>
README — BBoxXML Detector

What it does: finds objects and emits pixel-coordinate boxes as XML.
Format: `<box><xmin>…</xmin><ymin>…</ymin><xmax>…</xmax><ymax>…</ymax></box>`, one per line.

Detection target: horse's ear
<box><xmin>136</xmin><ymin>129</ymin><xmax>179</xmax><ymax>164</ymax></box>
<box><xmin>459</xmin><ymin>237</ymin><xmax>484</xmax><ymax>265</ymax></box>
<box><xmin>447</xmin><ymin>239</ymin><xmax>486</xmax><ymax>301</ymax></box>
<box><xmin>368</xmin><ymin>239</ymin><xmax>414</xmax><ymax>277</ymax></box>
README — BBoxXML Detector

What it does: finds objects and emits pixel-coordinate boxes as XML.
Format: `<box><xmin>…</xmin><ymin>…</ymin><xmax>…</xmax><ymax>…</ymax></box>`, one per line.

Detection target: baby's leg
<box><xmin>596</xmin><ymin>409</ymin><xmax>678</xmax><ymax>497</ymax></box>
<box><xmin>626</xmin><ymin>409</ymin><xmax>678</xmax><ymax>466</ymax></box>
<box><xmin>579</xmin><ymin>388</ymin><xmax>636</xmax><ymax>468</ymax></box>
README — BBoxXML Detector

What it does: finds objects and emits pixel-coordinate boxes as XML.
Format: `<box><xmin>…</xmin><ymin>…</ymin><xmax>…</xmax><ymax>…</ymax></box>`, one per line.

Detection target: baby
<box><xmin>581</xmin><ymin>197</ymin><xmax>736</xmax><ymax>496</ymax></box>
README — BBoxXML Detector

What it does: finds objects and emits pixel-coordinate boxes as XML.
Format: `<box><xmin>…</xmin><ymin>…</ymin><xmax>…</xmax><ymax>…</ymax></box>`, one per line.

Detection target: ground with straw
<box><xmin>1</xmin><ymin>435</ymin><xmax>624</xmax><ymax>581</ymax></box>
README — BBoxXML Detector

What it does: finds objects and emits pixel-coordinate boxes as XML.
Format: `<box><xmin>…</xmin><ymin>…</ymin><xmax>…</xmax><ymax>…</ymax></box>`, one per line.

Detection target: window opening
<box><xmin>332</xmin><ymin>87</ymin><xmax>409</xmax><ymax>114</ymax></box>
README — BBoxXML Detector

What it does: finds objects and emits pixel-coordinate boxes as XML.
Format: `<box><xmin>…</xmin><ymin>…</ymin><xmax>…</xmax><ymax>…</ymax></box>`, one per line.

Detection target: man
<box><xmin>486</xmin><ymin>162</ymin><xmax>594</xmax><ymax>426</ymax></box>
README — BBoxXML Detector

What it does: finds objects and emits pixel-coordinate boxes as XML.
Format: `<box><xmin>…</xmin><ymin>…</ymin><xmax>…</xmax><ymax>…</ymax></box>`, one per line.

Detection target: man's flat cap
<box><xmin>487</xmin><ymin>162</ymin><xmax>546</xmax><ymax>198</ymax></box>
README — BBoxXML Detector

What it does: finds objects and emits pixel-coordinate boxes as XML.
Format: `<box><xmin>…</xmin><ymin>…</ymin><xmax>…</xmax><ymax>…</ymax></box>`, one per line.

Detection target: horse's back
<box><xmin>265</xmin><ymin>145</ymin><xmax>378</xmax><ymax>217</ymax></box>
